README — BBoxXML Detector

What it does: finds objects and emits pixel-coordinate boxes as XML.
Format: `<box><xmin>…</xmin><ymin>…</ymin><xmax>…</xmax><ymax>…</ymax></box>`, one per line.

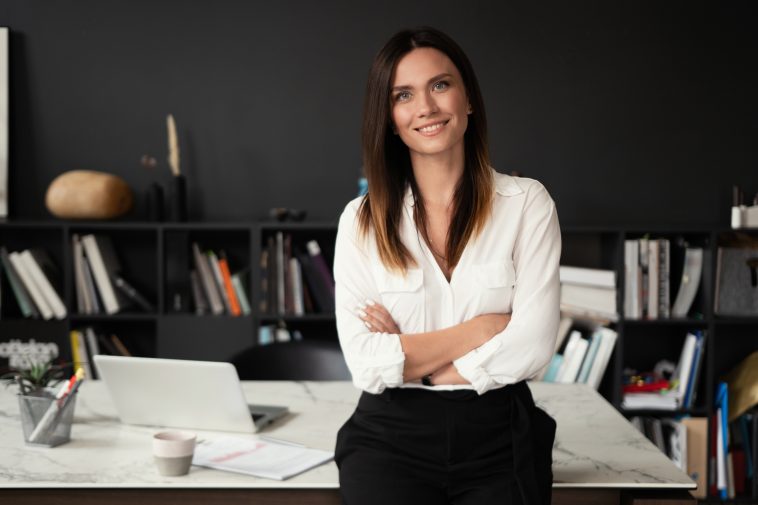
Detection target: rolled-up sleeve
<box><xmin>334</xmin><ymin>202</ymin><xmax>406</xmax><ymax>394</ymax></box>
<box><xmin>453</xmin><ymin>184</ymin><xmax>561</xmax><ymax>394</ymax></box>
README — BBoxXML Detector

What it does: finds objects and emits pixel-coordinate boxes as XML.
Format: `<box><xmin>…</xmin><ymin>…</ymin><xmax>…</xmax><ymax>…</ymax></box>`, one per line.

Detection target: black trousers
<box><xmin>335</xmin><ymin>381</ymin><xmax>556</xmax><ymax>505</ymax></box>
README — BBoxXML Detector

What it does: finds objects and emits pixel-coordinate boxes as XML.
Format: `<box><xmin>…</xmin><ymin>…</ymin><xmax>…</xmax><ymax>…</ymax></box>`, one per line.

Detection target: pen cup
<box><xmin>18</xmin><ymin>390</ymin><xmax>78</xmax><ymax>448</ymax></box>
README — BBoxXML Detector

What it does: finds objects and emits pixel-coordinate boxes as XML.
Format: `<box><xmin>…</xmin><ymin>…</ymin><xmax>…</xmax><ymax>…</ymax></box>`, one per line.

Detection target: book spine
<box><xmin>290</xmin><ymin>257</ymin><xmax>304</xmax><ymax>316</ymax></box>
<box><xmin>81</xmin><ymin>234</ymin><xmax>119</xmax><ymax>314</ymax></box>
<box><xmin>306</xmin><ymin>240</ymin><xmax>335</xmax><ymax>298</ymax></box>
<box><xmin>72</xmin><ymin>234</ymin><xmax>88</xmax><ymax>314</ymax></box>
<box><xmin>9</xmin><ymin>251</ymin><xmax>52</xmax><ymax>319</ymax></box>
<box><xmin>193</xmin><ymin>243</ymin><xmax>223</xmax><ymax>315</ymax></box>
<box><xmin>231</xmin><ymin>273</ymin><xmax>251</xmax><ymax>316</ymax></box>
<box><xmin>113</xmin><ymin>276</ymin><xmax>154</xmax><ymax>312</ymax></box>
<box><xmin>110</xmin><ymin>334</ymin><xmax>132</xmax><ymax>357</ymax></box>
<box><xmin>276</xmin><ymin>232</ymin><xmax>285</xmax><ymax>314</ymax></box>
<box><xmin>208</xmin><ymin>250</ymin><xmax>231</xmax><ymax>314</ymax></box>
<box><xmin>190</xmin><ymin>269</ymin><xmax>208</xmax><ymax>315</ymax></box>
<box><xmin>81</xmin><ymin>259</ymin><xmax>101</xmax><ymax>314</ymax></box>
<box><xmin>218</xmin><ymin>254</ymin><xmax>241</xmax><ymax>316</ymax></box>
<box><xmin>0</xmin><ymin>246</ymin><xmax>36</xmax><ymax>317</ymax></box>
<box><xmin>20</xmin><ymin>250</ymin><xmax>66</xmax><ymax>319</ymax></box>
<box><xmin>259</xmin><ymin>249</ymin><xmax>268</xmax><ymax>314</ymax></box>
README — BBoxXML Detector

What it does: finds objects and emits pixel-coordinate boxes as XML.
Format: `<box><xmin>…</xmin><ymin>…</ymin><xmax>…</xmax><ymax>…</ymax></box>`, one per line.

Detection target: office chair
<box><xmin>230</xmin><ymin>340</ymin><xmax>351</xmax><ymax>380</ymax></box>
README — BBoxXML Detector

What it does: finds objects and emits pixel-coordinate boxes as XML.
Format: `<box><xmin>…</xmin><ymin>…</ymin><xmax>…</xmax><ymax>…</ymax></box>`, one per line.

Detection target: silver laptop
<box><xmin>94</xmin><ymin>355</ymin><xmax>288</xmax><ymax>433</ymax></box>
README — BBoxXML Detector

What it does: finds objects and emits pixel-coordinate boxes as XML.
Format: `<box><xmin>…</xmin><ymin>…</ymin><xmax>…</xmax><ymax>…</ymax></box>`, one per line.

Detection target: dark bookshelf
<box><xmin>1</xmin><ymin>220</ymin><xmax>757</xmax><ymax>502</ymax></box>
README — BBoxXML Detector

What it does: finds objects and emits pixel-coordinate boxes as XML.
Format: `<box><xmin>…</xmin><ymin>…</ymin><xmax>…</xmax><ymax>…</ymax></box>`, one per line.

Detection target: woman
<box><xmin>333</xmin><ymin>26</ymin><xmax>560</xmax><ymax>505</ymax></box>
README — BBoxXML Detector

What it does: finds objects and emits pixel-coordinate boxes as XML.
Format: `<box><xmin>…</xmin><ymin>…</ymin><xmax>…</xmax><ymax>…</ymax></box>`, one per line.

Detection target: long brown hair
<box><xmin>358</xmin><ymin>26</ymin><xmax>494</xmax><ymax>274</ymax></box>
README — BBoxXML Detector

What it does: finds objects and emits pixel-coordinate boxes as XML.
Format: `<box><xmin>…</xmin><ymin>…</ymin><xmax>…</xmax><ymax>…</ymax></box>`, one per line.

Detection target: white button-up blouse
<box><xmin>333</xmin><ymin>170</ymin><xmax>561</xmax><ymax>395</ymax></box>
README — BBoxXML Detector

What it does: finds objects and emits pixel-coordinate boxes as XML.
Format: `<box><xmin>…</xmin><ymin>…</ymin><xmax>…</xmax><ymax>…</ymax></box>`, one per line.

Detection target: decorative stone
<box><xmin>45</xmin><ymin>170</ymin><xmax>133</xmax><ymax>219</ymax></box>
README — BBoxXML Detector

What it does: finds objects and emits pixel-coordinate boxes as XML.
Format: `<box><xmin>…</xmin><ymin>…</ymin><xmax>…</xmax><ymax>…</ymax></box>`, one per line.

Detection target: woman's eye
<box><xmin>395</xmin><ymin>91</ymin><xmax>411</xmax><ymax>102</ymax></box>
<box><xmin>433</xmin><ymin>81</ymin><xmax>449</xmax><ymax>91</ymax></box>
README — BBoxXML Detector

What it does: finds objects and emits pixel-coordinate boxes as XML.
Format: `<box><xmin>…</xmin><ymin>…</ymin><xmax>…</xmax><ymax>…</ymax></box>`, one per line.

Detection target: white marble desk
<box><xmin>0</xmin><ymin>381</ymin><xmax>695</xmax><ymax>505</ymax></box>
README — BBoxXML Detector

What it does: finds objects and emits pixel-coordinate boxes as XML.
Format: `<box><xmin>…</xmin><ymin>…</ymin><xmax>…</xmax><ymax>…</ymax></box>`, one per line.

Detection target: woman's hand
<box><xmin>429</xmin><ymin>363</ymin><xmax>469</xmax><ymax>385</ymax></box>
<box><xmin>356</xmin><ymin>300</ymin><xmax>401</xmax><ymax>334</ymax></box>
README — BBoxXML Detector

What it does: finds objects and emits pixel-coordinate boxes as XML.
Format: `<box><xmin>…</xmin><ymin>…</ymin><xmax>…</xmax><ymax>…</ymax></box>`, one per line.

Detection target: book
<box><xmin>231</xmin><ymin>272</ymin><xmax>251</xmax><ymax>316</ymax></box>
<box><xmin>585</xmin><ymin>327</ymin><xmax>618</xmax><ymax>390</ymax></box>
<box><xmin>81</xmin><ymin>234</ymin><xmax>119</xmax><ymax>314</ymax></box>
<box><xmin>192</xmin><ymin>243</ymin><xmax>223</xmax><ymax>315</ymax></box>
<box><xmin>559</xmin><ymin>283</ymin><xmax>616</xmax><ymax>316</ymax></box>
<box><xmin>208</xmin><ymin>250</ymin><xmax>232</xmax><ymax>314</ymax></box>
<box><xmin>113</xmin><ymin>275</ymin><xmax>154</xmax><ymax>312</ymax></box>
<box><xmin>683</xmin><ymin>331</ymin><xmax>706</xmax><ymax>409</ymax></box>
<box><xmin>276</xmin><ymin>232</ymin><xmax>285</xmax><ymax>314</ymax></box>
<box><xmin>289</xmin><ymin>257</ymin><xmax>304</xmax><ymax>316</ymax></box>
<box><xmin>559</xmin><ymin>265</ymin><xmax>616</xmax><ymax>288</ymax></box>
<box><xmin>72</xmin><ymin>234</ymin><xmax>88</xmax><ymax>314</ymax></box>
<box><xmin>672</xmin><ymin>332</ymin><xmax>698</xmax><ymax>402</ymax></box>
<box><xmin>110</xmin><ymin>334</ymin><xmax>132</xmax><ymax>357</ymax></box>
<box><xmin>70</xmin><ymin>330</ymin><xmax>93</xmax><ymax>380</ymax></box>
<box><xmin>84</xmin><ymin>327</ymin><xmax>101</xmax><ymax>380</ymax></box>
<box><xmin>259</xmin><ymin>248</ymin><xmax>269</xmax><ymax>314</ymax></box>
<box><xmin>192</xmin><ymin>436</ymin><xmax>334</xmax><ymax>481</ymax></box>
<box><xmin>0</xmin><ymin>246</ymin><xmax>38</xmax><ymax>318</ymax></box>
<box><xmin>576</xmin><ymin>331</ymin><xmax>601</xmax><ymax>384</ymax></box>
<box><xmin>81</xmin><ymin>259</ymin><xmax>101</xmax><ymax>314</ymax></box>
<box><xmin>8</xmin><ymin>250</ymin><xmax>53</xmax><ymax>319</ymax></box>
<box><xmin>190</xmin><ymin>269</ymin><xmax>207</xmax><ymax>315</ymax></box>
<box><xmin>624</xmin><ymin>240</ymin><xmax>640</xmax><ymax>319</ymax></box>
<box><xmin>20</xmin><ymin>250</ymin><xmax>66</xmax><ymax>319</ymax></box>
<box><xmin>218</xmin><ymin>251</ymin><xmax>241</xmax><ymax>316</ymax></box>
<box><xmin>647</xmin><ymin>239</ymin><xmax>659</xmax><ymax>319</ymax></box>
<box><xmin>542</xmin><ymin>355</ymin><xmax>563</xmax><ymax>382</ymax></box>
<box><xmin>681</xmin><ymin>417</ymin><xmax>708</xmax><ymax>498</ymax></box>
<box><xmin>295</xmin><ymin>247</ymin><xmax>334</xmax><ymax>313</ymax></box>
<box><xmin>556</xmin><ymin>331</ymin><xmax>587</xmax><ymax>383</ymax></box>
<box><xmin>639</xmin><ymin>237</ymin><xmax>649</xmax><ymax>318</ymax></box>
<box><xmin>97</xmin><ymin>333</ymin><xmax>121</xmax><ymax>356</ymax></box>
<box><xmin>671</xmin><ymin>248</ymin><xmax>703</xmax><ymax>318</ymax></box>
<box><xmin>306</xmin><ymin>240</ymin><xmax>335</xmax><ymax>298</ymax></box>
<box><xmin>659</xmin><ymin>239</ymin><xmax>671</xmax><ymax>318</ymax></box>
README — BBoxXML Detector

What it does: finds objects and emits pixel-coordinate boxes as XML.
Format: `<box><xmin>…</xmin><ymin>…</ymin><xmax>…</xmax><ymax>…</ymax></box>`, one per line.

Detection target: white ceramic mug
<box><xmin>152</xmin><ymin>431</ymin><xmax>196</xmax><ymax>476</ymax></box>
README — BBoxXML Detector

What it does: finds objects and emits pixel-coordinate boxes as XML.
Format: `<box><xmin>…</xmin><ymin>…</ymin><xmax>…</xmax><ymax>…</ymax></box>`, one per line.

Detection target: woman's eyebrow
<box><xmin>391</xmin><ymin>73</ymin><xmax>453</xmax><ymax>92</ymax></box>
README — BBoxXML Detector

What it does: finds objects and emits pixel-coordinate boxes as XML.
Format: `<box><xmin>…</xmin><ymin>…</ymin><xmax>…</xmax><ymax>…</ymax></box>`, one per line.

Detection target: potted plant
<box><xmin>0</xmin><ymin>360</ymin><xmax>69</xmax><ymax>395</ymax></box>
<box><xmin>1</xmin><ymin>360</ymin><xmax>79</xmax><ymax>447</ymax></box>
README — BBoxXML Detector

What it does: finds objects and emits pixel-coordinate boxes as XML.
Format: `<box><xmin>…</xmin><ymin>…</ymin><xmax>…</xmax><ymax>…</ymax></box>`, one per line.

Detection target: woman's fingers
<box><xmin>355</xmin><ymin>300</ymin><xmax>401</xmax><ymax>333</ymax></box>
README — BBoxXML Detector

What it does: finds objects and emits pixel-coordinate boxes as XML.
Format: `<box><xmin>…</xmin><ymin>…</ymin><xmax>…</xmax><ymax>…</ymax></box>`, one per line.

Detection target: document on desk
<box><xmin>192</xmin><ymin>437</ymin><xmax>334</xmax><ymax>480</ymax></box>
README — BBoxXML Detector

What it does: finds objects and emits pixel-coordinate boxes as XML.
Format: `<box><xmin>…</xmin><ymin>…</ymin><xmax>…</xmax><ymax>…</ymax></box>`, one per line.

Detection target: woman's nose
<box><xmin>417</xmin><ymin>91</ymin><xmax>439</xmax><ymax>117</ymax></box>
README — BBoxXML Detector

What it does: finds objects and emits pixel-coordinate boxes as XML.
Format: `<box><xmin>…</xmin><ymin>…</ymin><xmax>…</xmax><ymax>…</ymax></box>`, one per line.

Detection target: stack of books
<box><xmin>190</xmin><ymin>243</ymin><xmax>251</xmax><ymax>316</ymax></box>
<box><xmin>538</xmin><ymin>318</ymin><xmax>618</xmax><ymax>390</ymax></box>
<box><xmin>69</xmin><ymin>326</ymin><xmax>132</xmax><ymax>380</ymax></box>
<box><xmin>0</xmin><ymin>246</ymin><xmax>66</xmax><ymax>320</ymax></box>
<box><xmin>559</xmin><ymin>265</ymin><xmax>618</xmax><ymax>321</ymax></box>
<box><xmin>622</xmin><ymin>330</ymin><xmax>706</xmax><ymax>410</ymax></box>
<box><xmin>628</xmin><ymin>415</ymin><xmax>708</xmax><ymax>497</ymax></box>
<box><xmin>72</xmin><ymin>234</ymin><xmax>154</xmax><ymax>315</ymax></box>
<box><xmin>260</xmin><ymin>233</ymin><xmax>334</xmax><ymax>316</ymax></box>
<box><xmin>624</xmin><ymin>237</ymin><xmax>703</xmax><ymax>319</ymax></box>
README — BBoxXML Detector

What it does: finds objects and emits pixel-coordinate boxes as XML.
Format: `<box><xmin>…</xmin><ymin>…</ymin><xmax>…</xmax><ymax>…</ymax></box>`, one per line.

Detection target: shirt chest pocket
<box><xmin>473</xmin><ymin>260</ymin><xmax>517</xmax><ymax>313</ymax></box>
<box><xmin>374</xmin><ymin>267</ymin><xmax>425</xmax><ymax>333</ymax></box>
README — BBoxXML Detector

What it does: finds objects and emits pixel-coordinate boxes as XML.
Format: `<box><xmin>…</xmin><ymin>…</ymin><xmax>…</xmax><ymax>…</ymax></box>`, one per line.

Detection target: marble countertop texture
<box><xmin>0</xmin><ymin>380</ymin><xmax>695</xmax><ymax>490</ymax></box>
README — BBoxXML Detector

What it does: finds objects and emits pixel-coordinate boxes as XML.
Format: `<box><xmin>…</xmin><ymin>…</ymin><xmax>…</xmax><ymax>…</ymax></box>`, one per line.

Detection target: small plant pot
<box><xmin>18</xmin><ymin>389</ymin><xmax>77</xmax><ymax>447</ymax></box>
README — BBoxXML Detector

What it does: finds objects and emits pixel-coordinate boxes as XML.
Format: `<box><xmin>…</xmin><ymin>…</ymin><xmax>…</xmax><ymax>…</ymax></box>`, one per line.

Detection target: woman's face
<box><xmin>390</xmin><ymin>47</ymin><xmax>470</xmax><ymax>160</ymax></box>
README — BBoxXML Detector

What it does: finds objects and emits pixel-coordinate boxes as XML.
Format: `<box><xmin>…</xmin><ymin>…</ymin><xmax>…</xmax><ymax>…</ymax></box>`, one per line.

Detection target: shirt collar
<box><xmin>403</xmin><ymin>169</ymin><xmax>523</xmax><ymax>207</ymax></box>
<box><xmin>494</xmin><ymin>170</ymin><xmax>525</xmax><ymax>197</ymax></box>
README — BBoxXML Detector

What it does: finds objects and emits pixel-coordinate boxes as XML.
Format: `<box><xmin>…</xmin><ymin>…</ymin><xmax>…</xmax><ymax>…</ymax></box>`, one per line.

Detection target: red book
<box><xmin>623</xmin><ymin>380</ymin><xmax>671</xmax><ymax>393</ymax></box>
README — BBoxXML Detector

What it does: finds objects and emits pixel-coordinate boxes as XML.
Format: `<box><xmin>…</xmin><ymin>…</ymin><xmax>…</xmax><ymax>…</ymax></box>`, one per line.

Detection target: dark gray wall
<box><xmin>2</xmin><ymin>1</ymin><xmax>756</xmax><ymax>226</ymax></box>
